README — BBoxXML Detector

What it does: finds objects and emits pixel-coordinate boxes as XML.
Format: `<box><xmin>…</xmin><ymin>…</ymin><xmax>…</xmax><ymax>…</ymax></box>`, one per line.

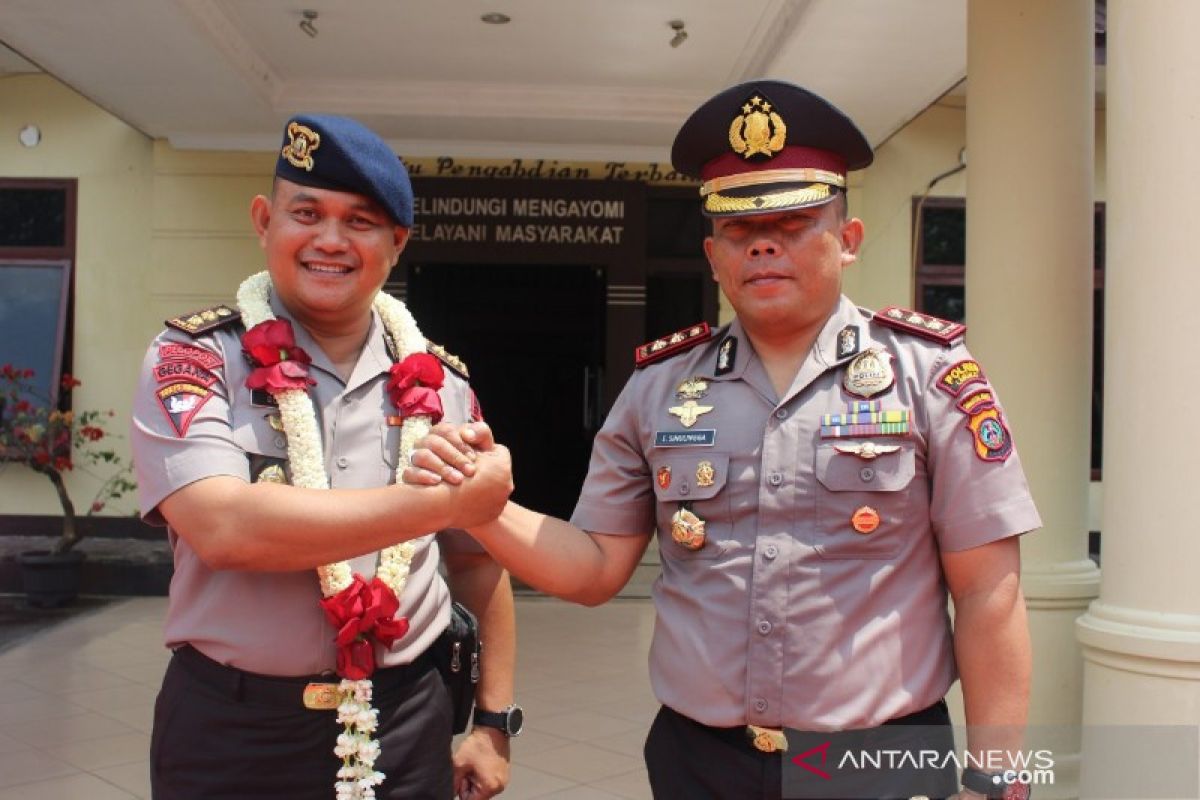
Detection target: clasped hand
<box><xmin>405</xmin><ymin>422</ymin><xmax>512</xmax><ymax>529</ymax></box>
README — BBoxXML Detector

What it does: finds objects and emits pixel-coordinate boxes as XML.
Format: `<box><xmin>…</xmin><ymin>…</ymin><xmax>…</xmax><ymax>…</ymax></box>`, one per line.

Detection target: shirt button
<box><xmin>757</xmin><ymin>621</ymin><xmax>772</xmax><ymax>635</ymax></box>
<box><xmin>336</xmin><ymin>456</ymin><xmax>349</xmax><ymax>469</ymax></box>
<box><xmin>763</xmin><ymin>545</ymin><xmax>778</xmax><ymax>560</ymax></box>
<box><xmin>774</xmin><ymin>407</ymin><xmax>788</xmax><ymax>419</ymax></box>
<box><xmin>679</xmin><ymin>481</ymin><xmax>690</xmax><ymax>496</ymax></box>
<box><xmin>274</xmin><ymin>437</ymin><xmax>286</xmax><ymax>449</ymax></box>
<box><xmin>342</xmin><ymin>395</ymin><xmax>353</xmax><ymax>405</ymax></box>
<box><xmin>754</xmin><ymin>698</ymin><xmax>768</xmax><ymax>712</ymax></box>
<box><xmin>860</xmin><ymin>467</ymin><xmax>876</xmax><ymax>482</ymax></box>
<box><xmin>768</xmin><ymin>472</ymin><xmax>783</xmax><ymax>487</ymax></box>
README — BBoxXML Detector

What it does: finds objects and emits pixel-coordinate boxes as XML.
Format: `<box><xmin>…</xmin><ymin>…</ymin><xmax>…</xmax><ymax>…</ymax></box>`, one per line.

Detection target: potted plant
<box><xmin>1</xmin><ymin>363</ymin><xmax>136</xmax><ymax>607</ymax></box>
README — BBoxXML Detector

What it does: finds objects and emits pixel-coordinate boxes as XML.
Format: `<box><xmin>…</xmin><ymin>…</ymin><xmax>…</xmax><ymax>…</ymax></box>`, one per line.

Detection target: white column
<box><xmin>965</xmin><ymin>2</ymin><xmax>1099</xmax><ymax>795</ymax></box>
<box><xmin>1076</xmin><ymin>0</ymin><xmax>1200</xmax><ymax>795</ymax></box>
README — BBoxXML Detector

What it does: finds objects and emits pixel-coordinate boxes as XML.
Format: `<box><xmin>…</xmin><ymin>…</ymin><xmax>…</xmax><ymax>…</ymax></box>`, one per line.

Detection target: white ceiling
<box><xmin>0</xmin><ymin>0</ymin><xmax>968</xmax><ymax>161</ymax></box>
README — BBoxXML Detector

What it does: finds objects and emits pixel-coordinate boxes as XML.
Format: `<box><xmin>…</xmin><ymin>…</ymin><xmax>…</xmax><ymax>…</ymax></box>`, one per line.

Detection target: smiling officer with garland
<box><xmin>131</xmin><ymin>114</ymin><xmax>516</xmax><ymax>800</ymax></box>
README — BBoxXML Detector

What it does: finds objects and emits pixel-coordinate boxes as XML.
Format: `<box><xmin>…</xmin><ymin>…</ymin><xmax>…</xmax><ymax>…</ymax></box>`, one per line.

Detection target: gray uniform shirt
<box><xmin>131</xmin><ymin>292</ymin><xmax>476</xmax><ymax>676</ymax></box>
<box><xmin>571</xmin><ymin>295</ymin><xmax>1041</xmax><ymax>731</ymax></box>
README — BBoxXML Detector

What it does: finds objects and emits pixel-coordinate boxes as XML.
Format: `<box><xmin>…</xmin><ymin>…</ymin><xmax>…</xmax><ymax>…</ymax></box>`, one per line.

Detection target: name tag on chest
<box><xmin>654</xmin><ymin>429</ymin><xmax>716</xmax><ymax>447</ymax></box>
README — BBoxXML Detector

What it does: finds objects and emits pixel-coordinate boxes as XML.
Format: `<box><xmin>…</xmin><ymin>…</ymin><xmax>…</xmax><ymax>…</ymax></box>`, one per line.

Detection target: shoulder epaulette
<box><xmin>165</xmin><ymin>304</ymin><xmax>241</xmax><ymax>337</ymax></box>
<box><xmin>635</xmin><ymin>322</ymin><xmax>713</xmax><ymax>369</ymax></box>
<box><xmin>873</xmin><ymin>306</ymin><xmax>965</xmax><ymax>346</ymax></box>
<box><xmin>427</xmin><ymin>341</ymin><xmax>469</xmax><ymax>380</ymax></box>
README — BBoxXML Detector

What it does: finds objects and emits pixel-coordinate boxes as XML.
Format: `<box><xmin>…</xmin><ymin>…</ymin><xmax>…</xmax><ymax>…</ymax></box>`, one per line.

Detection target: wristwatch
<box><xmin>473</xmin><ymin>704</ymin><xmax>524</xmax><ymax>737</ymax></box>
<box><xmin>961</xmin><ymin>768</ymin><xmax>1031</xmax><ymax>800</ymax></box>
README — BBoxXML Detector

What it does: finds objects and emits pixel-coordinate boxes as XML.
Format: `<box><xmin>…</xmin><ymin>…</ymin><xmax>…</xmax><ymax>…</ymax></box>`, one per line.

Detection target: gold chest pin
<box><xmin>670</xmin><ymin>506</ymin><xmax>706</xmax><ymax>550</ymax></box>
<box><xmin>843</xmin><ymin>348</ymin><xmax>895</xmax><ymax>399</ymax></box>
<box><xmin>668</xmin><ymin>400</ymin><xmax>714</xmax><ymax>428</ymax></box>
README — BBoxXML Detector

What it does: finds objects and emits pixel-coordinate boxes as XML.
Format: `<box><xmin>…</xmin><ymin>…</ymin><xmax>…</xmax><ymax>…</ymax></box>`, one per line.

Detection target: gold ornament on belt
<box><xmin>283</xmin><ymin>121</ymin><xmax>321</xmax><ymax>171</ymax></box>
<box><xmin>729</xmin><ymin>95</ymin><xmax>787</xmax><ymax>160</ymax></box>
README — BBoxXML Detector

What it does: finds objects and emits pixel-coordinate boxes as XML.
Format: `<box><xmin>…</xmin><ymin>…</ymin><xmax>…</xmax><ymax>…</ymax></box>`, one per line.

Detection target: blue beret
<box><xmin>276</xmin><ymin>114</ymin><xmax>413</xmax><ymax>227</ymax></box>
<box><xmin>672</xmin><ymin>80</ymin><xmax>873</xmax><ymax>217</ymax></box>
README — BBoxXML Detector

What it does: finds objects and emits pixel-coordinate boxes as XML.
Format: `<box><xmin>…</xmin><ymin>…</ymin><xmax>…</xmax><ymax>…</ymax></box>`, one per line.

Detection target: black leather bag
<box><xmin>433</xmin><ymin>601</ymin><xmax>481</xmax><ymax>734</ymax></box>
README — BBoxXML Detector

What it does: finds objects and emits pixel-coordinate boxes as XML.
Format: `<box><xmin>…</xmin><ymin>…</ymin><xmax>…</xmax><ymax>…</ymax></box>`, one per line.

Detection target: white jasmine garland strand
<box><xmin>236</xmin><ymin>271</ymin><xmax>435</xmax><ymax>800</ymax></box>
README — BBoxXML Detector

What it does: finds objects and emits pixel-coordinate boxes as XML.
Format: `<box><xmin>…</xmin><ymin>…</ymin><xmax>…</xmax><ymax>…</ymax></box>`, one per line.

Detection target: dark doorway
<box><xmin>405</xmin><ymin>263</ymin><xmax>606</xmax><ymax>520</ymax></box>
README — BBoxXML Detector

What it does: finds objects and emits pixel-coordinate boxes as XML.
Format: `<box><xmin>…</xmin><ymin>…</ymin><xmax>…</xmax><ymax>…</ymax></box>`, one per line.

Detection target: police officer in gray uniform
<box><xmin>408</xmin><ymin>81</ymin><xmax>1040</xmax><ymax>800</ymax></box>
<box><xmin>131</xmin><ymin>114</ymin><xmax>517</xmax><ymax>800</ymax></box>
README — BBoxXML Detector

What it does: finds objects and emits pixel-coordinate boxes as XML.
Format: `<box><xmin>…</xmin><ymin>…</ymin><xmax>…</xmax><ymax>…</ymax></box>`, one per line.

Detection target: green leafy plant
<box><xmin>0</xmin><ymin>364</ymin><xmax>136</xmax><ymax>555</ymax></box>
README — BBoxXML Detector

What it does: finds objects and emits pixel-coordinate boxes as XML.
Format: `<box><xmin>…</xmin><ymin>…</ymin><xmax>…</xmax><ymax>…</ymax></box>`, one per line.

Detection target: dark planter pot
<box><xmin>17</xmin><ymin>549</ymin><xmax>86</xmax><ymax>608</ymax></box>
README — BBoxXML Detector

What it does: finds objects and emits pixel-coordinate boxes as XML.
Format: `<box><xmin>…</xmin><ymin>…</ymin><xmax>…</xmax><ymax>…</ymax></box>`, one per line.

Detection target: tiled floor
<box><xmin>0</xmin><ymin>596</ymin><xmax>659</xmax><ymax>799</ymax></box>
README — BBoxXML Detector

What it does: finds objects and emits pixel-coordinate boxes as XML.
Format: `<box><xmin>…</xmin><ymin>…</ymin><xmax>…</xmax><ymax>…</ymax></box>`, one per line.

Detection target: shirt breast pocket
<box><xmin>231</xmin><ymin>410</ymin><xmax>290</xmax><ymax>484</ymax></box>
<box><xmin>813</xmin><ymin>443</ymin><xmax>916</xmax><ymax>559</ymax></box>
<box><xmin>651</xmin><ymin>452</ymin><xmax>731</xmax><ymax>561</ymax></box>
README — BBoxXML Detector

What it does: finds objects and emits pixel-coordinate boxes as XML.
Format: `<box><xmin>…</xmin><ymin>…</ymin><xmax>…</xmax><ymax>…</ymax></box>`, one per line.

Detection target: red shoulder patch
<box><xmin>634</xmin><ymin>323</ymin><xmax>712</xmax><ymax>369</ymax></box>
<box><xmin>873</xmin><ymin>306</ymin><xmax>965</xmax><ymax>346</ymax></box>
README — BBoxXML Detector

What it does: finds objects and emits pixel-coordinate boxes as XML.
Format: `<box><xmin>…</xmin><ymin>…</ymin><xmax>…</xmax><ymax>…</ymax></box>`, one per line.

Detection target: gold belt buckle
<box><xmin>303</xmin><ymin>682</ymin><xmax>340</xmax><ymax>710</ymax></box>
<box><xmin>745</xmin><ymin>724</ymin><xmax>788</xmax><ymax>753</ymax></box>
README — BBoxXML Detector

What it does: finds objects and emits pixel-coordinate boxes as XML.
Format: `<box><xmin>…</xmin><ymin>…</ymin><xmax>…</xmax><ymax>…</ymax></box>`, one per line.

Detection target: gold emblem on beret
<box><xmin>729</xmin><ymin>95</ymin><xmax>787</xmax><ymax>160</ymax></box>
<box><xmin>283</xmin><ymin>121</ymin><xmax>321</xmax><ymax>172</ymax></box>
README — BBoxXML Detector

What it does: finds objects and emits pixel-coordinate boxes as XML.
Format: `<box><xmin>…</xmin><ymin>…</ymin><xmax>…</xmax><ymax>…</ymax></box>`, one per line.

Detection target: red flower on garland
<box><xmin>386</xmin><ymin>353</ymin><xmax>445</xmax><ymax>424</ymax></box>
<box><xmin>319</xmin><ymin>574</ymin><xmax>411</xmax><ymax>680</ymax></box>
<box><xmin>242</xmin><ymin>319</ymin><xmax>316</xmax><ymax>393</ymax></box>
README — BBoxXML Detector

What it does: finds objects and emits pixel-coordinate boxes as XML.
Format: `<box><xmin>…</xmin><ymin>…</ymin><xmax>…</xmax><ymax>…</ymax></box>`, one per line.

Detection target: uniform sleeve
<box><xmin>923</xmin><ymin>345</ymin><xmax>1043</xmax><ymax>552</ymax></box>
<box><xmin>130</xmin><ymin>332</ymin><xmax>250</xmax><ymax>526</ymax></box>
<box><xmin>569</xmin><ymin>370</ymin><xmax>657</xmax><ymax>536</ymax></box>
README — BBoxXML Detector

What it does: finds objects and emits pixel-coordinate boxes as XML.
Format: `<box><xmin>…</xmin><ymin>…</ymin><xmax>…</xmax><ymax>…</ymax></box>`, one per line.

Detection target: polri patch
<box><xmin>938</xmin><ymin>360</ymin><xmax>987</xmax><ymax>397</ymax></box>
<box><xmin>654</xmin><ymin>430</ymin><xmax>717</xmax><ymax>447</ymax></box>
<box><xmin>156</xmin><ymin>383</ymin><xmax>212</xmax><ymax>437</ymax></box>
<box><xmin>966</xmin><ymin>406</ymin><xmax>1013</xmax><ymax>462</ymax></box>
<box><xmin>153</xmin><ymin>360</ymin><xmax>218</xmax><ymax>388</ymax></box>
<box><xmin>158</xmin><ymin>343</ymin><xmax>223</xmax><ymax>371</ymax></box>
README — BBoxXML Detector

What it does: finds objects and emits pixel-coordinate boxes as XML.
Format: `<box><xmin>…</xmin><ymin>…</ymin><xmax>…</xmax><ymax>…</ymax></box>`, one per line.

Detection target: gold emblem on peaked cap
<box><xmin>729</xmin><ymin>95</ymin><xmax>787</xmax><ymax>160</ymax></box>
<box><xmin>283</xmin><ymin>121</ymin><xmax>321</xmax><ymax>172</ymax></box>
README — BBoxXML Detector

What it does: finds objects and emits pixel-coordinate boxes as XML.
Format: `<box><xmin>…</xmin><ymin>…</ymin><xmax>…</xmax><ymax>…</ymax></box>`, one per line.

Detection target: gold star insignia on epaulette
<box><xmin>873</xmin><ymin>305</ymin><xmax>966</xmax><ymax>346</ymax></box>
<box><xmin>165</xmin><ymin>304</ymin><xmax>241</xmax><ymax>337</ymax></box>
<box><xmin>426</xmin><ymin>341</ymin><xmax>469</xmax><ymax>379</ymax></box>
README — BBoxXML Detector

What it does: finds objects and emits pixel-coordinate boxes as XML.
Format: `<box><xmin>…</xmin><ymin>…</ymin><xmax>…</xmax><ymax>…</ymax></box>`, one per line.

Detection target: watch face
<box><xmin>506</xmin><ymin>705</ymin><xmax>524</xmax><ymax>736</ymax></box>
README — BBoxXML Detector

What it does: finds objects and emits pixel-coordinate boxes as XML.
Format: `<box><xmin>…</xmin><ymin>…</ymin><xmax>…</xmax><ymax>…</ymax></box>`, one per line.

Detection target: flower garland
<box><xmin>236</xmin><ymin>270</ymin><xmax>441</xmax><ymax>800</ymax></box>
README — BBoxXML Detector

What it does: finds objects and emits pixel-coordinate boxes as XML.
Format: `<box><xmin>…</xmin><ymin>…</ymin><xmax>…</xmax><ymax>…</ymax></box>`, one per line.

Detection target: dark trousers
<box><xmin>644</xmin><ymin>702</ymin><xmax>955</xmax><ymax>800</ymax></box>
<box><xmin>151</xmin><ymin>646</ymin><xmax>453</xmax><ymax>800</ymax></box>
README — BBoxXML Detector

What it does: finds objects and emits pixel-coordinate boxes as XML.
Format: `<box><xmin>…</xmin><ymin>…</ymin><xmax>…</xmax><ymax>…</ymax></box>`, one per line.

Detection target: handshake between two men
<box><xmin>406</xmin><ymin>422</ymin><xmax>651</xmax><ymax>607</ymax></box>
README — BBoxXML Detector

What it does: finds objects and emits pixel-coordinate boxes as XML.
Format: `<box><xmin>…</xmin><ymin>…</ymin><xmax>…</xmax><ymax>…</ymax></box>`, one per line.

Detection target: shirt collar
<box><xmin>267</xmin><ymin>290</ymin><xmax>393</xmax><ymax>389</ymax></box>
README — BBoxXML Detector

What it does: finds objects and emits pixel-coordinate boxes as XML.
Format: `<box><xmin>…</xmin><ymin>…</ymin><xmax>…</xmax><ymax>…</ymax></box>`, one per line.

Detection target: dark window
<box><xmin>0</xmin><ymin>188</ymin><xmax>68</xmax><ymax>248</ymax></box>
<box><xmin>913</xmin><ymin>197</ymin><xmax>1105</xmax><ymax>476</ymax></box>
<box><xmin>0</xmin><ymin>179</ymin><xmax>77</xmax><ymax>412</ymax></box>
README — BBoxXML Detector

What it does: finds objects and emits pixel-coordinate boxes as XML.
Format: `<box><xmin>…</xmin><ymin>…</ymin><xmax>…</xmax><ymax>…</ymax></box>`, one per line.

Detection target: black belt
<box><xmin>173</xmin><ymin>644</ymin><xmax>434</xmax><ymax>709</ymax></box>
<box><xmin>671</xmin><ymin>699</ymin><xmax>951</xmax><ymax>754</ymax></box>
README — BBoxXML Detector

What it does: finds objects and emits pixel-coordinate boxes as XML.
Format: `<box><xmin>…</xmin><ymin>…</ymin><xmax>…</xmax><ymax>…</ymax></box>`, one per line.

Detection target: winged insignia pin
<box><xmin>833</xmin><ymin>442</ymin><xmax>901</xmax><ymax>460</ymax></box>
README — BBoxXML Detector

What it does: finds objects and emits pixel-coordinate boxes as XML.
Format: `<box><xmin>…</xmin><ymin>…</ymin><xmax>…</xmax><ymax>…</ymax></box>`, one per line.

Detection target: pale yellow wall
<box><xmin>0</xmin><ymin>74</ymin><xmax>273</xmax><ymax>519</ymax></box>
<box><xmin>1</xmin><ymin>74</ymin><xmax>152</xmax><ymax>517</ymax></box>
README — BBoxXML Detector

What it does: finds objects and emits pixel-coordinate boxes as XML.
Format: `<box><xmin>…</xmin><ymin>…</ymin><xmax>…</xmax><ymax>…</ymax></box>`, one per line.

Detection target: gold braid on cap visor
<box><xmin>700</xmin><ymin>168</ymin><xmax>845</xmax><ymax>196</ymax></box>
<box><xmin>704</xmin><ymin>183</ymin><xmax>833</xmax><ymax>214</ymax></box>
